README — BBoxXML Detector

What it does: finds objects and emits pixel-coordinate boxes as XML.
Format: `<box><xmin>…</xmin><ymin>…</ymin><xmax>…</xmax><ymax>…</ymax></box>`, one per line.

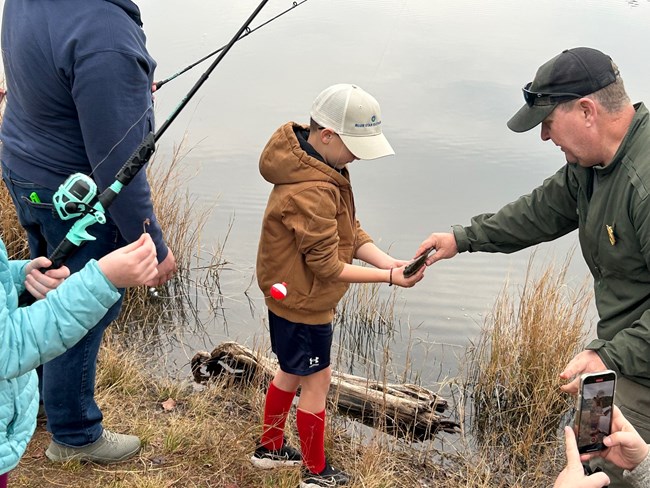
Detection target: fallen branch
<box><xmin>192</xmin><ymin>341</ymin><xmax>460</xmax><ymax>440</ymax></box>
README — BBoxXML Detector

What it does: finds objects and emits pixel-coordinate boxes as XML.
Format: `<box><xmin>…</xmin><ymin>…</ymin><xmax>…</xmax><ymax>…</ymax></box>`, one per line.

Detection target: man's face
<box><xmin>540</xmin><ymin>101</ymin><xmax>596</xmax><ymax>167</ymax></box>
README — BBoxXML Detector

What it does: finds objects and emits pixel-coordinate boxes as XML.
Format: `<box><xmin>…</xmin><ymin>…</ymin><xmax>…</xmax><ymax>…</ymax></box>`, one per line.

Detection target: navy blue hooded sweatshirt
<box><xmin>0</xmin><ymin>0</ymin><xmax>168</xmax><ymax>262</ymax></box>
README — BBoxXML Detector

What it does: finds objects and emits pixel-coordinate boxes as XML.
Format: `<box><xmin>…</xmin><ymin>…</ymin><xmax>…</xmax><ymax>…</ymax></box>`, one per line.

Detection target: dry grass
<box><xmin>0</xmin><ymin>92</ymin><xmax>29</xmax><ymax>260</ymax></box>
<box><xmin>114</xmin><ymin>136</ymin><xmax>215</xmax><ymax>334</ymax></box>
<box><xmin>0</xmin><ymin>181</ymin><xmax>30</xmax><ymax>260</ymax></box>
<box><xmin>334</xmin><ymin>280</ymin><xmax>399</xmax><ymax>376</ymax></box>
<box><xmin>10</xmin><ymin>333</ymin><xmax>451</xmax><ymax>488</ymax></box>
<box><xmin>5</xmin><ymin>251</ymin><xmax>594</xmax><ymax>488</ymax></box>
<box><xmin>461</xmin><ymin>252</ymin><xmax>592</xmax><ymax>486</ymax></box>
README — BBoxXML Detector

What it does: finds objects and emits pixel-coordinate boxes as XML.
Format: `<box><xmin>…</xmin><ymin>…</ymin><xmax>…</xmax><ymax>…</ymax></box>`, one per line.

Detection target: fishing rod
<box><xmin>155</xmin><ymin>0</ymin><xmax>308</xmax><ymax>91</ymax></box>
<box><xmin>46</xmin><ymin>0</ymin><xmax>271</xmax><ymax>269</ymax></box>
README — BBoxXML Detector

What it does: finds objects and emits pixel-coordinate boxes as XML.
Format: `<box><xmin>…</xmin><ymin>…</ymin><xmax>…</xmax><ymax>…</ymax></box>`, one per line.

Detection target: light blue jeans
<box><xmin>2</xmin><ymin>163</ymin><xmax>125</xmax><ymax>447</ymax></box>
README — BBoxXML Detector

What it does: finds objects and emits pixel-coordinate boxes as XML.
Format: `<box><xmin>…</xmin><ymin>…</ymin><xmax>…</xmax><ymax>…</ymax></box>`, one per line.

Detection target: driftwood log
<box><xmin>191</xmin><ymin>341</ymin><xmax>460</xmax><ymax>440</ymax></box>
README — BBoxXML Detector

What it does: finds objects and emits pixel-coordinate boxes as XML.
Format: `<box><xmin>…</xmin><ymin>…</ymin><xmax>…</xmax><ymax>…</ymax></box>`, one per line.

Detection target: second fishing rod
<box><xmin>154</xmin><ymin>0</ymin><xmax>309</xmax><ymax>91</ymax></box>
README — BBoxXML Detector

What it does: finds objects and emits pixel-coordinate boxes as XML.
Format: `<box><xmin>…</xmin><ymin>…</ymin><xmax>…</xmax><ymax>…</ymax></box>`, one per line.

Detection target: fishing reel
<box><xmin>52</xmin><ymin>173</ymin><xmax>105</xmax><ymax>222</ymax></box>
<box><xmin>50</xmin><ymin>173</ymin><xmax>107</xmax><ymax>249</ymax></box>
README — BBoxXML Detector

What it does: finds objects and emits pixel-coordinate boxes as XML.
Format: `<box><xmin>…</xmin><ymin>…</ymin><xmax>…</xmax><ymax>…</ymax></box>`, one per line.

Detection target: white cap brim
<box><xmin>339</xmin><ymin>132</ymin><xmax>395</xmax><ymax>160</ymax></box>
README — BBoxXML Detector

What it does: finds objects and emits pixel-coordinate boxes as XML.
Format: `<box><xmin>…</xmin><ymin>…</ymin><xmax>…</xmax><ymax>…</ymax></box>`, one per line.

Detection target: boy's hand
<box><xmin>391</xmin><ymin>262</ymin><xmax>426</xmax><ymax>288</ymax></box>
<box><xmin>384</xmin><ymin>257</ymin><xmax>409</xmax><ymax>269</ymax></box>
<box><xmin>98</xmin><ymin>233</ymin><xmax>158</xmax><ymax>288</ymax></box>
<box><xmin>24</xmin><ymin>257</ymin><xmax>70</xmax><ymax>300</ymax></box>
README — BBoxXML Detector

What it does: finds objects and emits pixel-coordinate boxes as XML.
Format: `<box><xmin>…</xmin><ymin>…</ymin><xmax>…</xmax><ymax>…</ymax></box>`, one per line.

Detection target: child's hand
<box><xmin>582</xmin><ymin>405</ymin><xmax>650</xmax><ymax>471</ymax></box>
<box><xmin>554</xmin><ymin>426</ymin><xmax>610</xmax><ymax>488</ymax></box>
<box><xmin>391</xmin><ymin>263</ymin><xmax>426</xmax><ymax>288</ymax></box>
<box><xmin>386</xmin><ymin>258</ymin><xmax>409</xmax><ymax>269</ymax></box>
<box><xmin>24</xmin><ymin>257</ymin><xmax>70</xmax><ymax>300</ymax></box>
<box><xmin>98</xmin><ymin>233</ymin><xmax>158</xmax><ymax>288</ymax></box>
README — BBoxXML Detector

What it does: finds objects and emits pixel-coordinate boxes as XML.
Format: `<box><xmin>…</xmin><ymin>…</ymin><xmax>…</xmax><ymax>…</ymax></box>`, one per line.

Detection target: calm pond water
<box><xmin>138</xmin><ymin>0</ymin><xmax>650</xmax><ymax>384</ymax></box>
<box><xmin>5</xmin><ymin>0</ymin><xmax>650</xmax><ymax>385</ymax></box>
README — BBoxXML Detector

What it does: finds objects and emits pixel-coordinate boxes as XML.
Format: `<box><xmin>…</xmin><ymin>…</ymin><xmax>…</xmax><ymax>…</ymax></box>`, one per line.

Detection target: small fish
<box><xmin>403</xmin><ymin>247</ymin><xmax>435</xmax><ymax>278</ymax></box>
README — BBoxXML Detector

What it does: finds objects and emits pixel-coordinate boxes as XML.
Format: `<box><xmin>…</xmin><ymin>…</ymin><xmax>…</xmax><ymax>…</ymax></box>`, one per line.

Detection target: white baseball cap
<box><xmin>310</xmin><ymin>84</ymin><xmax>394</xmax><ymax>160</ymax></box>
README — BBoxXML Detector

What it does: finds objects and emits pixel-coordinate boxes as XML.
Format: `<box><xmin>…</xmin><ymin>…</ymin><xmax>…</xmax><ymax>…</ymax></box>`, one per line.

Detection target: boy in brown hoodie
<box><xmin>252</xmin><ymin>84</ymin><xmax>425</xmax><ymax>487</ymax></box>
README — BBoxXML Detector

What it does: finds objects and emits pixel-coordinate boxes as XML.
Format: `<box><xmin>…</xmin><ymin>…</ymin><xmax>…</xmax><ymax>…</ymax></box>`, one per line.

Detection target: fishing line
<box><xmin>46</xmin><ymin>0</ymin><xmax>272</xmax><ymax>269</ymax></box>
<box><xmin>370</xmin><ymin>0</ymin><xmax>409</xmax><ymax>79</ymax></box>
<box><xmin>91</xmin><ymin>0</ymin><xmax>310</xmax><ymax>188</ymax></box>
<box><xmin>154</xmin><ymin>0</ymin><xmax>309</xmax><ymax>91</ymax></box>
<box><xmin>87</xmin><ymin>103</ymin><xmax>153</xmax><ymax>180</ymax></box>
<box><xmin>155</xmin><ymin>0</ymin><xmax>269</xmax><ymax>143</ymax></box>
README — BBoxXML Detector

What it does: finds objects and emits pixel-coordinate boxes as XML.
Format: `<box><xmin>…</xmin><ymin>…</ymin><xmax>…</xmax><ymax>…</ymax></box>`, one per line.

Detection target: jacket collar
<box><xmin>595</xmin><ymin>102</ymin><xmax>648</xmax><ymax>176</ymax></box>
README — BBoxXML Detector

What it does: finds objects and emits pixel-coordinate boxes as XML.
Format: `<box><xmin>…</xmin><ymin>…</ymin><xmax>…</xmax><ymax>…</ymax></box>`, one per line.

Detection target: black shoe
<box><xmin>300</xmin><ymin>461</ymin><xmax>350</xmax><ymax>487</ymax></box>
<box><xmin>250</xmin><ymin>440</ymin><xmax>302</xmax><ymax>469</ymax></box>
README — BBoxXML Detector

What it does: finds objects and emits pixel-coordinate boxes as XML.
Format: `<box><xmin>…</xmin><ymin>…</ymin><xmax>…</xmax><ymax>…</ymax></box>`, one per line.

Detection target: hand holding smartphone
<box><xmin>574</xmin><ymin>370</ymin><xmax>617</xmax><ymax>453</ymax></box>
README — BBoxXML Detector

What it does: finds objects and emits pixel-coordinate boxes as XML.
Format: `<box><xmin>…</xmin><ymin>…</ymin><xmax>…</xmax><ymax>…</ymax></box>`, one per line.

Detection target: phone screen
<box><xmin>575</xmin><ymin>371</ymin><xmax>616</xmax><ymax>453</ymax></box>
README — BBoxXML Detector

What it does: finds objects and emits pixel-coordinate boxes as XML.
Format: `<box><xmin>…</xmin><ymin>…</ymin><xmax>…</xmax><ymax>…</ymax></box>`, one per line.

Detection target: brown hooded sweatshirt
<box><xmin>256</xmin><ymin>122</ymin><xmax>373</xmax><ymax>324</ymax></box>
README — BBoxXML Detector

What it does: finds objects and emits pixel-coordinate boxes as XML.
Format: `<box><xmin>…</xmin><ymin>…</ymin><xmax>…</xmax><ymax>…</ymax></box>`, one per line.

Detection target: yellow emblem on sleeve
<box><xmin>606</xmin><ymin>224</ymin><xmax>616</xmax><ymax>246</ymax></box>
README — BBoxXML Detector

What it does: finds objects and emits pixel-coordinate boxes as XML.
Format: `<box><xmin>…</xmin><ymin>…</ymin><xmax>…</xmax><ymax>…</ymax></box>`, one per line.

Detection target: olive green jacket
<box><xmin>453</xmin><ymin>103</ymin><xmax>650</xmax><ymax>388</ymax></box>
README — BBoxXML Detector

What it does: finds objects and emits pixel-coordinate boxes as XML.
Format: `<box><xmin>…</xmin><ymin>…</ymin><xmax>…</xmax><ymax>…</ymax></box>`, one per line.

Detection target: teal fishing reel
<box><xmin>52</xmin><ymin>173</ymin><xmax>102</xmax><ymax>221</ymax></box>
<box><xmin>51</xmin><ymin>173</ymin><xmax>107</xmax><ymax>250</ymax></box>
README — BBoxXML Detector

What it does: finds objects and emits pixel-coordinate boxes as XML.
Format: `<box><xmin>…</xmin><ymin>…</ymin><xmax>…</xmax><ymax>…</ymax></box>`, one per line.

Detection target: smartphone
<box><xmin>574</xmin><ymin>370</ymin><xmax>616</xmax><ymax>453</ymax></box>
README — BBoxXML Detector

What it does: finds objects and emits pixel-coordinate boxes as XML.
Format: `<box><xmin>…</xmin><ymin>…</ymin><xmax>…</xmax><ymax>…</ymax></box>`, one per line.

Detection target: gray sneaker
<box><xmin>45</xmin><ymin>429</ymin><xmax>141</xmax><ymax>464</ymax></box>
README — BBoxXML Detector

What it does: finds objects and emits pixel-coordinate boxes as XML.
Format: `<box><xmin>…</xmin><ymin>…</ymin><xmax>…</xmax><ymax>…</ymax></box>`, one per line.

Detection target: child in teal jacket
<box><xmin>0</xmin><ymin>233</ymin><xmax>158</xmax><ymax>486</ymax></box>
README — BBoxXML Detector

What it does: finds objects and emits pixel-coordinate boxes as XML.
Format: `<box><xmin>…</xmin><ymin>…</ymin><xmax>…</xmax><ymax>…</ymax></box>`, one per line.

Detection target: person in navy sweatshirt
<box><xmin>0</xmin><ymin>0</ymin><xmax>177</xmax><ymax>463</ymax></box>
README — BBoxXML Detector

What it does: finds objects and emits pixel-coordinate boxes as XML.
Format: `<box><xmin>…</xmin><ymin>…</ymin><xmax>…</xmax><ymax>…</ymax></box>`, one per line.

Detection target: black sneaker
<box><xmin>300</xmin><ymin>461</ymin><xmax>350</xmax><ymax>487</ymax></box>
<box><xmin>250</xmin><ymin>440</ymin><xmax>302</xmax><ymax>469</ymax></box>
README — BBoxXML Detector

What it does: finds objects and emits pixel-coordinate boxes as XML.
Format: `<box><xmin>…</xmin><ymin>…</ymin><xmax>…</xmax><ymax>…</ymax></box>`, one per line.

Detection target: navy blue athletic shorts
<box><xmin>268</xmin><ymin>310</ymin><xmax>333</xmax><ymax>376</ymax></box>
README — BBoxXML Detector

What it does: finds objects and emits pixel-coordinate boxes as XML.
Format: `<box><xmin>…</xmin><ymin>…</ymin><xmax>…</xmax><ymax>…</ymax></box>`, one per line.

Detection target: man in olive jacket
<box><xmin>417</xmin><ymin>47</ymin><xmax>650</xmax><ymax>487</ymax></box>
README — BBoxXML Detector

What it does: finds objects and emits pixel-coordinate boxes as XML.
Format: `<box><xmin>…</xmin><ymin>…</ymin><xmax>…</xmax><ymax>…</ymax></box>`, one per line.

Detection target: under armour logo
<box><xmin>309</xmin><ymin>357</ymin><xmax>320</xmax><ymax>367</ymax></box>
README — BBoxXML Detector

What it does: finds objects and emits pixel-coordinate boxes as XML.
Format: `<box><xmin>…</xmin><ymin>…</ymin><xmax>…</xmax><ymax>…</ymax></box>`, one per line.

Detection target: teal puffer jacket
<box><xmin>0</xmin><ymin>240</ymin><xmax>120</xmax><ymax>474</ymax></box>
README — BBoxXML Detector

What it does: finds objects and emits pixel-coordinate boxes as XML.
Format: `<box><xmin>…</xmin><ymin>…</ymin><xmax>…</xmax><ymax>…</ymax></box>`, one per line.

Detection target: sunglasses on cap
<box><xmin>522</xmin><ymin>82</ymin><xmax>583</xmax><ymax>107</ymax></box>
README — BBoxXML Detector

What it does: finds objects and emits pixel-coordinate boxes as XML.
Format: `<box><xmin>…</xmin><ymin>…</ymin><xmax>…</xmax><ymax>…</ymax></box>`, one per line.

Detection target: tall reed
<box><xmin>0</xmin><ymin>96</ymin><xmax>215</xmax><ymax>332</ymax></box>
<box><xmin>0</xmin><ymin>92</ymin><xmax>30</xmax><ymax>261</ymax></box>
<box><xmin>115</xmin><ymin>138</ymin><xmax>215</xmax><ymax>333</ymax></box>
<box><xmin>463</xmin><ymin>252</ymin><xmax>592</xmax><ymax>484</ymax></box>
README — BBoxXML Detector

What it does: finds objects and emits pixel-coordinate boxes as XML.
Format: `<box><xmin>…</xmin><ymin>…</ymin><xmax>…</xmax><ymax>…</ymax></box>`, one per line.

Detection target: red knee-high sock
<box><xmin>261</xmin><ymin>382</ymin><xmax>296</xmax><ymax>450</ymax></box>
<box><xmin>297</xmin><ymin>408</ymin><xmax>326</xmax><ymax>474</ymax></box>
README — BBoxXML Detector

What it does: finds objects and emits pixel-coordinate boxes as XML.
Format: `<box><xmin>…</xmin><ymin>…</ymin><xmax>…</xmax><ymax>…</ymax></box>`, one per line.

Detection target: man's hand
<box><xmin>560</xmin><ymin>350</ymin><xmax>607</xmax><ymax>395</ymax></box>
<box><xmin>415</xmin><ymin>232</ymin><xmax>458</xmax><ymax>266</ymax></box>
<box><xmin>148</xmin><ymin>248</ymin><xmax>177</xmax><ymax>287</ymax></box>
<box><xmin>24</xmin><ymin>257</ymin><xmax>70</xmax><ymax>300</ymax></box>
<box><xmin>554</xmin><ymin>426</ymin><xmax>610</xmax><ymax>488</ymax></box>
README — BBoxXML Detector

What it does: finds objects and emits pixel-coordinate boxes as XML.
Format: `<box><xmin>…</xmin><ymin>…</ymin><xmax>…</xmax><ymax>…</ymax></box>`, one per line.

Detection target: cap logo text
<box><xmin>355</xmin><ymin>115</ymin><xmax>381</xmax><ymax>128</ymax></box>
